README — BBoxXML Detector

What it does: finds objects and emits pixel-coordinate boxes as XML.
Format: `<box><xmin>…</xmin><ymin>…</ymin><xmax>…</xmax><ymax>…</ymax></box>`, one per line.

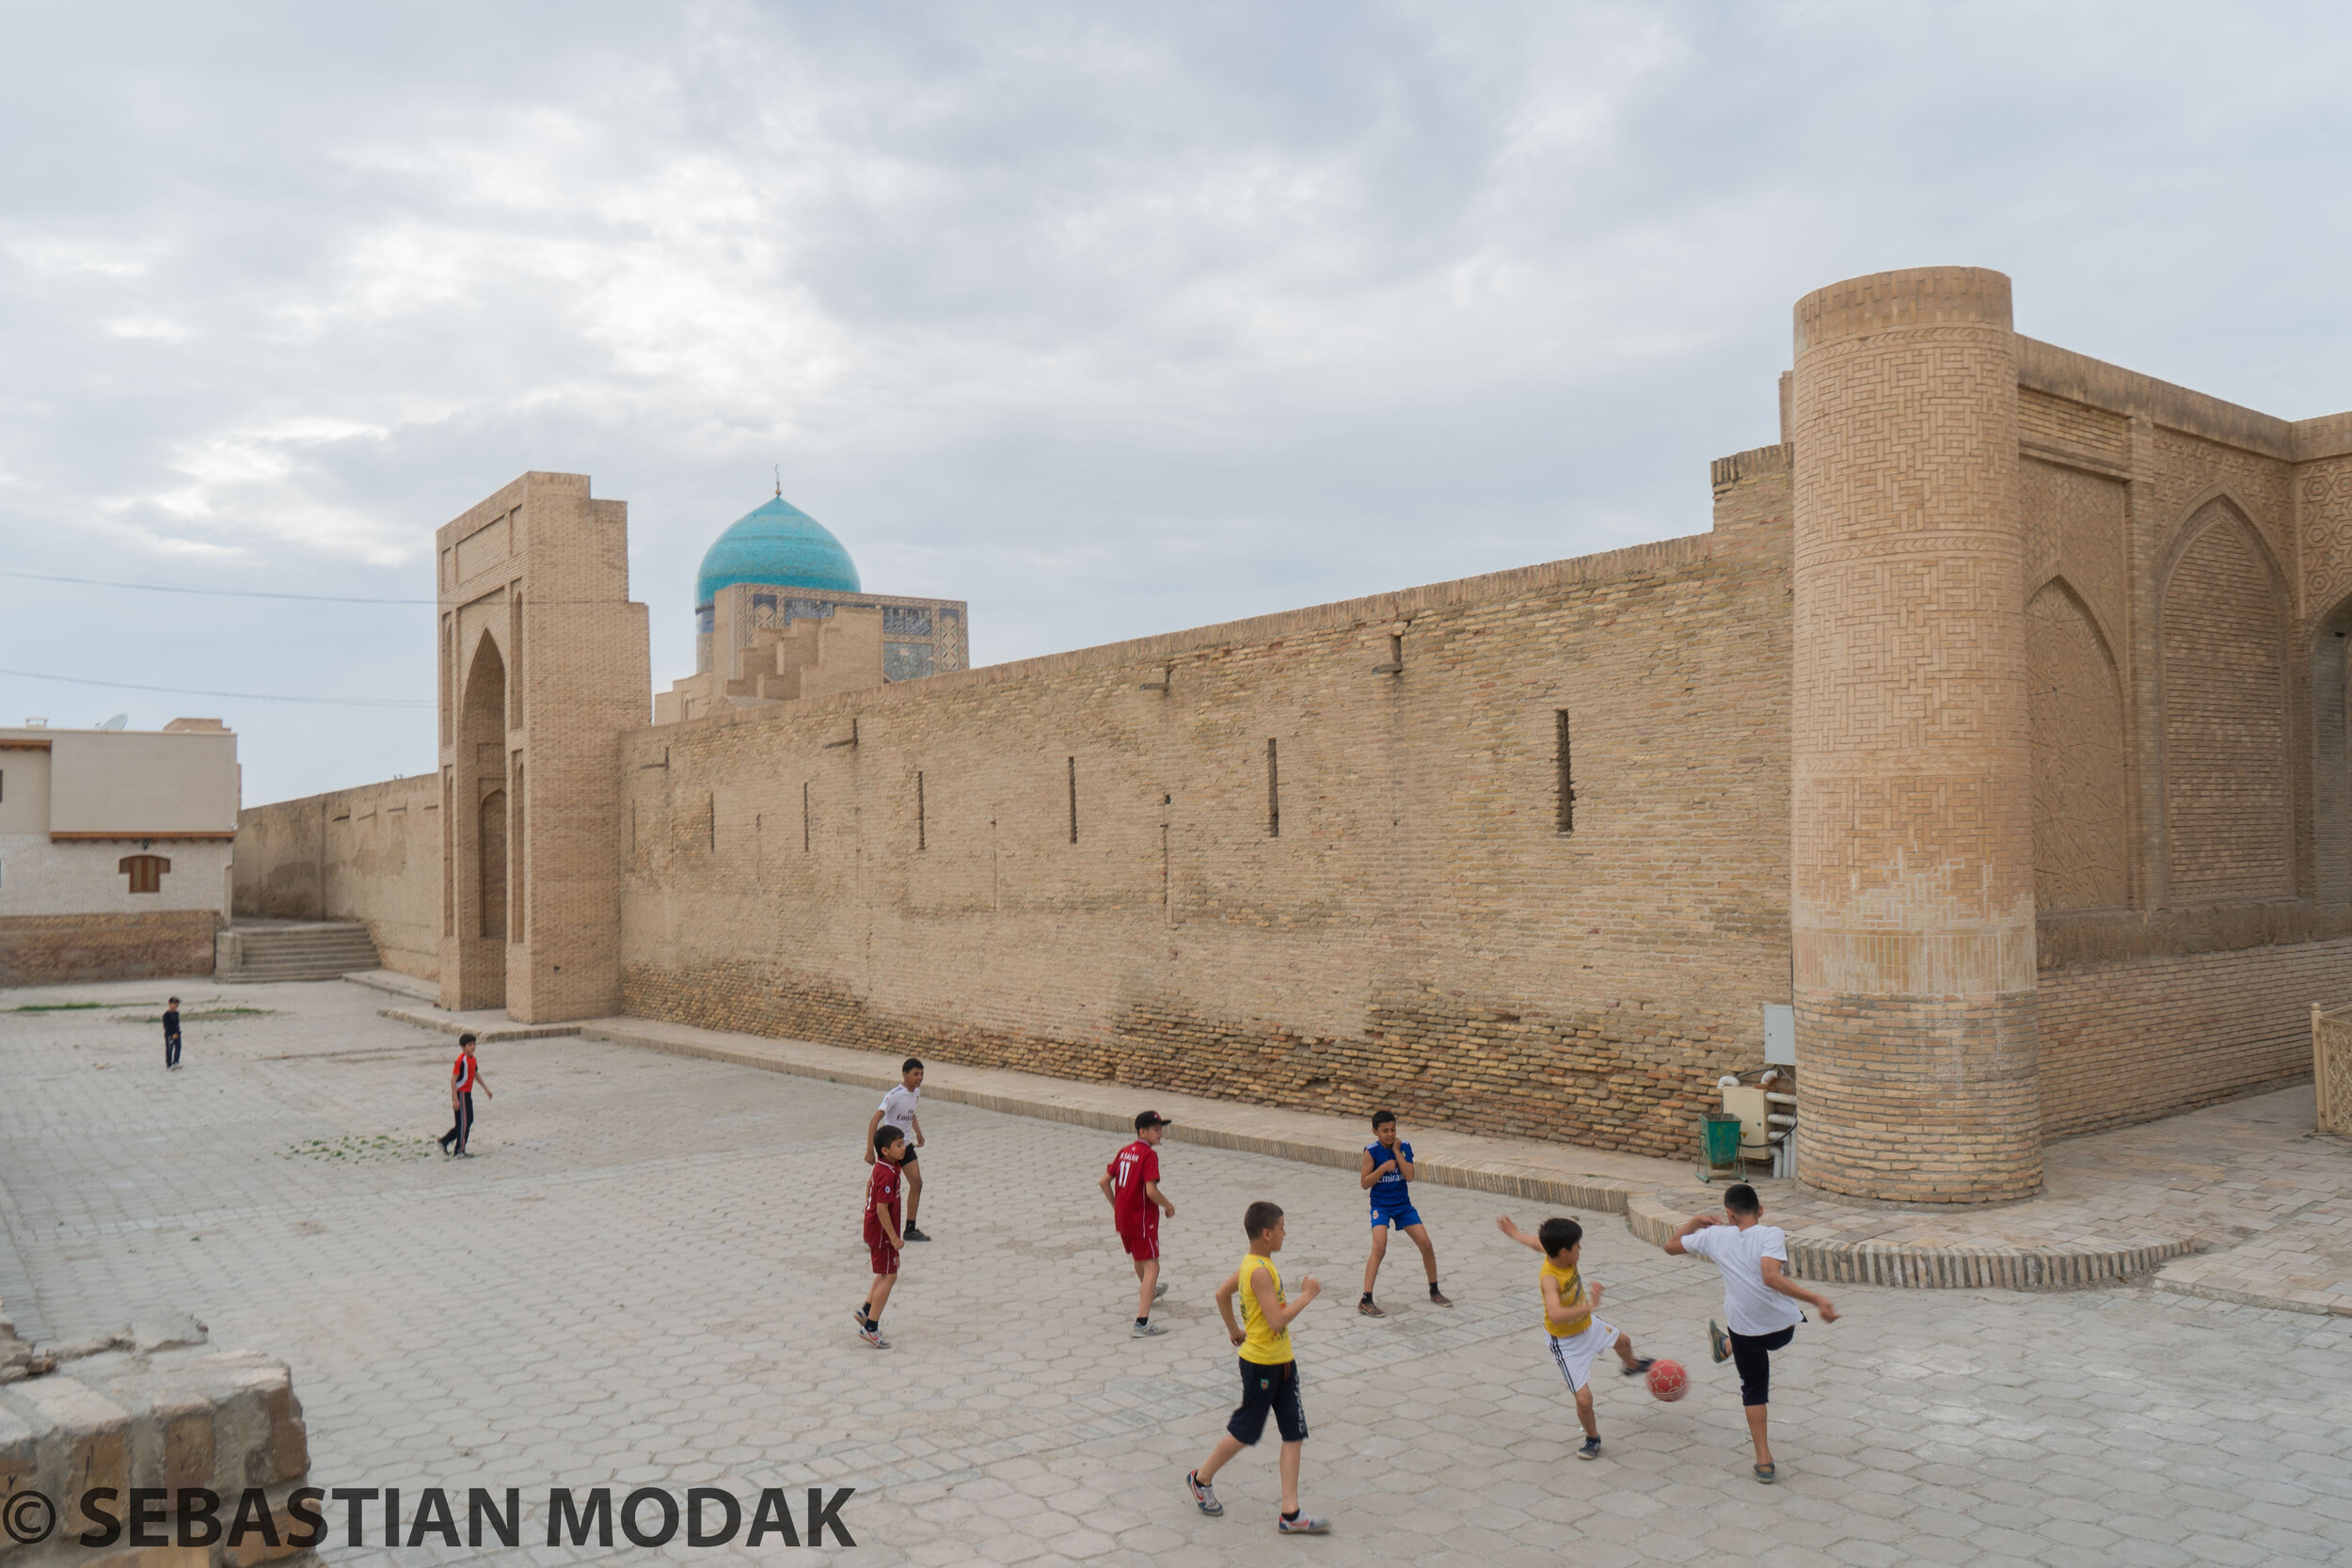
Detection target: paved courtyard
<box><xmin>3</xmin><ymin>979</ymin><xmax>2350</xmax><ymax>1566</ymax></box>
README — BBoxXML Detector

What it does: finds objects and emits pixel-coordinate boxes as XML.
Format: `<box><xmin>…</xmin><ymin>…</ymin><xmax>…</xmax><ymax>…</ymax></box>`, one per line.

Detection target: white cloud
<box><xmin>0</xmin><ymin>0</ymin><xmax>2346</xmax><ymax>802</ymax></box>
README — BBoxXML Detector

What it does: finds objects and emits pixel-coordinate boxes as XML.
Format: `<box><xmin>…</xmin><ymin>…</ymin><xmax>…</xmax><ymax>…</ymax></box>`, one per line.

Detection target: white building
<box><xmin>0</xmin><ymin>718</ymin><xmax>239</xmax><ymax>983</ymax></box>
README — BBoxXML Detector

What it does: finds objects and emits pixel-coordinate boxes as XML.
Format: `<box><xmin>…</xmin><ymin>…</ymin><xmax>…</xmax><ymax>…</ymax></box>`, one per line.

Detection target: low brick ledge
<box><xmin>375</xmin><ymin>1006</ymin><xmax>580</xmax><ymax>1043</ymax></box>
<box><xmin>564</xmin><ymin>1016</ymin><xmax>2209</xmax><ymax>1294</ymax></box>
<box><xmin>1622</xmin><ymin>1194</ymin><xmax>2198</xmax><ymax>1290</ymax></box>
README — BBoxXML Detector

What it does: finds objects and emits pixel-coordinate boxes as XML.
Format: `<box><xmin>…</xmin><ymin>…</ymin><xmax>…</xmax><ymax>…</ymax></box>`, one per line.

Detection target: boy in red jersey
<box><xmin>1100</xmin><ymin>1111</ymin><xmax>1177</xmax><ymax>1337</ymax></box>
<box><xmin>437</xmin><ymin>1034</ymin><xmax>490</xmax><ymax>1157</ymax></box>
<box><xmin>855</xmin><ymin>1127</ymin><xmax>909</xmax><ymax>1349</ymax></box>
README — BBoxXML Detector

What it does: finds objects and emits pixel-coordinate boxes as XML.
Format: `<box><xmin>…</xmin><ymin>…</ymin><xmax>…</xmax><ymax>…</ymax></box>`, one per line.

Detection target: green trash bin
<box><xmin>1698</xmin><ymin>1111</ymin><xmax>1742</xmax><ymax>1180</ymax></box>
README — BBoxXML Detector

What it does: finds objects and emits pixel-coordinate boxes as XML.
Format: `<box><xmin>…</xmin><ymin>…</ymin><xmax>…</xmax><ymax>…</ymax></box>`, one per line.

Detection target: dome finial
<box><xmin>774</xmin><ymin>463</ymin><xmax>782</xmax><ymax>499</ymax></box>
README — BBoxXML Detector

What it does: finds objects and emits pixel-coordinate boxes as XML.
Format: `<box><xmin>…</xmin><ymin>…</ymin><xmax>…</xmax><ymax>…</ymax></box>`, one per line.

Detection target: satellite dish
<box><xmin>99</xmin><ymin>714</ymin><xmax>129</xmax><ymax>730</ymax></box>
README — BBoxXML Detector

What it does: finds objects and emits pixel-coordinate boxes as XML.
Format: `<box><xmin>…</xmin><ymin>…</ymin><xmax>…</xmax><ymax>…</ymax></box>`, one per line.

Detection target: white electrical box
<box><xmin>1763</xmin><ymin>1004</ymin><xmax>1796</xmax><ymax>1066</ymax></box>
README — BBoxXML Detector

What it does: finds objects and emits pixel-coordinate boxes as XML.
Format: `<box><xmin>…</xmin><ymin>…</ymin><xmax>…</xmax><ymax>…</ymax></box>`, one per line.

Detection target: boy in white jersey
<box><xmin>1185</xmin><ymin>1201</ymin><xmax>1330</xmax><ymax>1535</ymax></box>
<box><xmin>1497</xmin><ymin>1213</ymin><xmax>1653</xmax><ymax>1460</ymax></box>
<box><xmin>1664</xmin><ymin>1182</ymin><xmax>1839</xmax><ymax>1484</ymax></box>
<box><xmin>864</xmin><ymin>1058</ymin><xmax>930</xmax><ymax>1242</ymax></box>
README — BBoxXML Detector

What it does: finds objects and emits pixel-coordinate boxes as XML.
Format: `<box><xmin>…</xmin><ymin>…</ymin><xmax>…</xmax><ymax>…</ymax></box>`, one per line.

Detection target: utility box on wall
<box><xmin>1763</xmin><ymin>1003</ymin><xmax>1796</xmax><ymax>1066</ymax></box>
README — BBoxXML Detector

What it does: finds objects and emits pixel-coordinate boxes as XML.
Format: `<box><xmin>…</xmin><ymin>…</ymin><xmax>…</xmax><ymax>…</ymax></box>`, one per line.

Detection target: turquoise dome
<box><xmin>694</xmin><ymin>496</ymin><xmax>862</xmax><ymax>606</ymax></box>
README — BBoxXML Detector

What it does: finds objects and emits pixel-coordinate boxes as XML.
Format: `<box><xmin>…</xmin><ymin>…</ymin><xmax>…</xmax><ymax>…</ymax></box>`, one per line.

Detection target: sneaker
<box><xmin>1186</xmin><ymin>1470</ymin><xmax>1222</xmax><ymax>1516</ymax></box>
<box><xmin>903</xmin><ymin>1227</ymin><xmax>932</xmax><ymax>1243</ymax></box>
<box><xmin>1131</xmin><ymin>1320</ymin><xmax>1167</xmax><ymax>1338</ymax></box>
<box><xmin>1708</xmin><ymin>1320</ymin><xmax>1730</xmax><ymax>1365</ymax></box>
<box><xmin>1358</xmin><ymin>1299</ymin><xmax>1386</xmax><ymax>1318</ymax></box>
<box><xmin>1577</xmin><ymin>1437</ymin><xmax>1603</xmax><ymax>1461</ymax></box>
<box><xmin>1276</xmin><ymin>1513</ymin><xmax>1331</xmax><ymax>1534</ymax></box>
<box><xmin>1152</xmin><ymin>1280</ymin><xmax>1168</xmax><ymax>1301</ymax></box>
<box><xmin>851</xmin><ymin>1307</ymin><xmax>873</xmax><ymax>1332</ymax></box>
<box><xmin>1623</xmin><ymin>1356</ymin><xmax>1656</xmax><ymax>1377</ymax></box>
<box><xmin>1427</xmin><ymin>1289</ymin><xmax>1453</xmax><ymax>1307</ymax></box>
<box><xmin>859</xmin><ymin>1325</ymin><xmax>891</xmax><ymax>1349</ymax></box>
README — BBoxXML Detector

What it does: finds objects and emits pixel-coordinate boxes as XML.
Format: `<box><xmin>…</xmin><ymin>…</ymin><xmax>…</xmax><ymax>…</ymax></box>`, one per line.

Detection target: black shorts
<box><xmin>1226</xmin><ymin>1358</ymin><xmax>1307</xmax><ymax>1446</ymax></box>
<box><xmin>1727</xmin><ymin>1324</ymin><xmax>1796</xmax><ymax>1407</ymax></box>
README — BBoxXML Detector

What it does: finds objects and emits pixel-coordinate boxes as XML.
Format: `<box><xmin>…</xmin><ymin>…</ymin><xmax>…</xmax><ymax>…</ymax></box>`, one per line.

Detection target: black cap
<box><xmin>1135</xmin><ymin>1110</ymin><xmax>1171</xmax><ymax>1131</ymax></box>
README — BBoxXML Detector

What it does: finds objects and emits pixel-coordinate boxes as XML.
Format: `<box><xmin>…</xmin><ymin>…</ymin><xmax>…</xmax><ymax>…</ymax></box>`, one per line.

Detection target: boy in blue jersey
<box><xmin>1357</xmin><ymin>1110</ymin><xmax>1450</xmax><ymax>1315</ymax></box>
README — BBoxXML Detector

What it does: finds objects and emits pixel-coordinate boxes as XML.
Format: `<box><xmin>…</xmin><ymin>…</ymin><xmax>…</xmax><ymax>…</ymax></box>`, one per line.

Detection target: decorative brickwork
<box><xmin>1790</xmin><ymin>267</ymin><xmax>2042</xmax><ymax>1202</ymax></box>
<box><xmin>2026</xmin><ymin>579</ymin><xmax>2130</xmax><ymax>911</ymax></box>
<box><xmin>435</xmin><ymin>473</ymin><xmax>652</xmax><ymax>1021</ymax></box>
<box><xmin>0</xmin><ymin>909</ymin><xmax>216</xmax><ymax>984</ymax></box>
<box><xmin>2159</xmin><ymin>501</ymin><xmax>2294</xmax><ymax>899</ymax></box>
<box><xmin>2297</xmin><ymin>449</ymin><xmax>2352</xmax><ymax>622</ymax></box>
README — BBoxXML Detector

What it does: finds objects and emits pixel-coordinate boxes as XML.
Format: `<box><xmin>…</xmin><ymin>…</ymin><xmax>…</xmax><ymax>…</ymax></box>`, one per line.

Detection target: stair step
<box><xmin>222</xmin><ymin>923</ymin><xmax>380</xmax><ymax>982</ymax></box>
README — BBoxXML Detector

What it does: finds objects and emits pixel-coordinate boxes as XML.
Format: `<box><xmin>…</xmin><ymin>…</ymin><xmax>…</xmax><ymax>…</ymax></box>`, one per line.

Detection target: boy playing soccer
<box><xmin>1663</xmin><ymin>1182</ymin><xmax>1840</xmax><ymax>1483</ymax></box>
<box><xmin>1100</xmin><ymin>1110</ymin><xmax>1176</xmax><ymax>1337</ymax></box>
<box><xmin>1185</xmin><ymin>1202</ymin><xmax>1329</xmax><ymax>1535</ymax></box>
<box><xmin>1496</xmin><ymin>1213</ymin><xmax>1653</xmax><ymax>1459</ymax></box>
<box><xmin>1358</xmin><ymin>1109</ymin><xmax>1450</xmax><ymax>1315</ymax></box>
<box><xmin>864</xmin><ymin>1059</ymin><xmax>930</xmax><ymax>1242</ymax></box>
<box><xmin>854</xmin><ymin>1127</ymin><xmax>910</xmax><ymax>1349</ymax></box>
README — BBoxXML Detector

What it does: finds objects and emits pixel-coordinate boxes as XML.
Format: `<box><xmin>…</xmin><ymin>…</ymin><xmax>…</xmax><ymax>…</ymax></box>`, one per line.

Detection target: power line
<box><xmin>0</xmin><ymin>566</ymin><xmax>433</xmax><ymax>604</ymax></box>
<box><xmin>0</xmin><ymin>566</ymin><xmax>648</xmax><ymax>608</ymax></box>
<box><xmin>0</xmin><ymin>667</ymin><xmax>432</xmax><ymax>709</ymax></box>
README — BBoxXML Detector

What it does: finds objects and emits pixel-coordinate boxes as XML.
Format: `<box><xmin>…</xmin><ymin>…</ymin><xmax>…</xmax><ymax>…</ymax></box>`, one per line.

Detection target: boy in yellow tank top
<box><xmin>1498</xmin><ymin>1213</ymin><xmax>1654</xmax><ymax>1460</ymax></box>
<box><xmin>1184</xmin><ymin>1201</ymin><xmax>1331</xmax><ymax>1535</ymax></box>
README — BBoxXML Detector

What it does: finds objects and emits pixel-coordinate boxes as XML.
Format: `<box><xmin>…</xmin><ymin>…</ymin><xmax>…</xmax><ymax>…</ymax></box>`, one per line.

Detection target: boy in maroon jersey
<box><xmin>1100</xmin><ymin>1111</ymin><xmax>1177</xmax><ymax>1337</ymax></box>
<box><xmin>855</xmin><ymin>1127</ymin><xmax>909</xmax><ymax>1349</ymax></box>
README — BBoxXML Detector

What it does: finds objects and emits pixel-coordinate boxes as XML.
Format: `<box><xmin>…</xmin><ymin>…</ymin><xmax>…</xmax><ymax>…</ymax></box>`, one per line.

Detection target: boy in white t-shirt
<box><xmin>1663</xmin><ymin>1182</ymin><xmax>1839</xmax><ymax>1484</ymax></box>
<box><xmin>864</xmin><ymin>1059</ymin><xmax>930</xmax><ymax>1242</ymax></box>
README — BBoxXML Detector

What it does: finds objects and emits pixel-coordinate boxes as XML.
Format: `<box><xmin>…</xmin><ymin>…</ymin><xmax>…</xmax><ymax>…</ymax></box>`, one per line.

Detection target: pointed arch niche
<box><xmin>2026</xmin><ymin>578</ymin><xmax>2130</xmax><ymax>910</ymax></box>
<box><xmin>456</xmin><ymin>630</ymin><xmax>510</xmax><ymax>1006</ymax></box>
<box><xmin>2158</xmin><ymin>499</ymin><xmax>2293</xmax><ymax>900</ymax></box>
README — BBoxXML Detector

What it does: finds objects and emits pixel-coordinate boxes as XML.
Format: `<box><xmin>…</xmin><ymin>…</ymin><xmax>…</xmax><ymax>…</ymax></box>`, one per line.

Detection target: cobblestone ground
<box><xmin>2</xmin><ymin>979</ymin><xmax>2348</xmax><ymax>1567</ymax></box>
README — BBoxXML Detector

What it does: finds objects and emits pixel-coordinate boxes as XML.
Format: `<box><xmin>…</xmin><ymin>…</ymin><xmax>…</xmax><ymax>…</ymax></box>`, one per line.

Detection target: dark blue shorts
<box><xmin>1227</xmin><ymin>1357</ymin><xmax>1307</xmax><ymax>1446</ymax></box>
<box><xmin>1370</xmin><ymin>1203</ymin><xmax>1422</xmax><ymax>1230</ymax></box>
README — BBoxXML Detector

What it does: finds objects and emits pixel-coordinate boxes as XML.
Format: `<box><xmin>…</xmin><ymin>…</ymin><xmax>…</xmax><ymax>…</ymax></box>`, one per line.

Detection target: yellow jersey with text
<box><xmin>1541</xmin><ymin>1256</ymin><xmax>1592</xmax><ymax>1338</ymax></box>
<box><xmin>1237</xmin><ymin>1254</ymin><xmax>1294</xmax><ymax>1364</ymax></box>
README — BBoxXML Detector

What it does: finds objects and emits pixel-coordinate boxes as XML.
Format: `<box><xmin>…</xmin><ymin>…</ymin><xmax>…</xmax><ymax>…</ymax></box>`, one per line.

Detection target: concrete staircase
<box><xmin>216</xmin><ymin>922</ymin><xmax>382</xmax><ymax>984</ymax></box>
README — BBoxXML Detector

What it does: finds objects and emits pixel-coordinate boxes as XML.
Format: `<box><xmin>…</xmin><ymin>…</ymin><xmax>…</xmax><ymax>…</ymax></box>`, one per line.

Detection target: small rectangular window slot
<box><xmin>803</xmin><ymin>782</ymin><xmax>811</xmax><ymax>852</ymax></box>
<box><xmin>1373</xmin><ymin>634</ymin><xmax>1403</xmax><ymax>674</ymax></box>
<box><xmin>1067</xmin><ymin>756</ymin><xmax>1078</xmax><ymax>844</ymax></box>
<box><xmin>916</xmin><ymin>770</ymin><xmax>927</xmax><ymax>851</ymax></box>
<box><xmin>1266</xmin><ymin>738</ymin><xmax>1280</xmax><ymax>837</ymax></box>
<box><xmin>1555</xmin><ymin>710</ymin><xmax>1575</xmax><ymax>834</ymax></box>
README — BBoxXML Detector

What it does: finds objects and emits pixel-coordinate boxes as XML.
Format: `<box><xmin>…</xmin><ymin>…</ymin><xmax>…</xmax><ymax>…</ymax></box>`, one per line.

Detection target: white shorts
<box><xmin>1544</xmin><ymin>1318</ymin><xmax>1621</xmax><ymax>1393</ymax></box>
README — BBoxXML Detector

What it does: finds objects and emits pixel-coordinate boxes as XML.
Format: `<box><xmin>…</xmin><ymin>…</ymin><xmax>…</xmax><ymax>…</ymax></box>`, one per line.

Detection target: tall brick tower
<box><xmin>436</xmin><ymin>472</ymin><xmax>651</xmax><ymax>1022</ymax></box>
<box><xmin>1789</xmin><ymin>268</ymin><xmax>2042</xmax><ymax>1202</ymax></box>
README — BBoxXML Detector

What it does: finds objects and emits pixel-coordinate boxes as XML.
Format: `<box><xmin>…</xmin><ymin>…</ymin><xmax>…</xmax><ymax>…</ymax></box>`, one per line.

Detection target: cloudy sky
<box><xmin>3</xmin><ymin>1</ymin><xmax>2348</xmax><ymax>804</ymax></box>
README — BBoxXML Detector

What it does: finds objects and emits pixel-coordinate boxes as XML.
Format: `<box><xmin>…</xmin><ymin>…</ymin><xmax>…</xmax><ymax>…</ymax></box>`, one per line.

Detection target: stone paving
<box><xmin>3</xmin><ymin>977</ymin><xmax>2351</xmax><ymax>1566</ymax></box>
<box><xmin>516</xmin><ymin>1000</ymin><xmax>2352</xmax><ymax>1312</ymax></box>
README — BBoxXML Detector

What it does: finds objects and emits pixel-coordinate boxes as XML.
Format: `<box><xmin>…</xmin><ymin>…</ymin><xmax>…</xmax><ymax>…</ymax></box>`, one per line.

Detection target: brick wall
<box><xmin>618</xmin><ymin>479</ymin><xmax>1798</xmax><ymax>1159</ymax></box>
<box><xmin>2040</xmin><ymin>939</ymin><xmax>2352</xmax><ymax>1136</ymax></box>
<box><xmin>0</xmin><ymin>910</ymin><xmax>217</xmax><ymax>984</ymax></box>
<box><xmin>233</xmin><ymin>775</ymin><xmax>441</xmax><ymax>979</ymax></box>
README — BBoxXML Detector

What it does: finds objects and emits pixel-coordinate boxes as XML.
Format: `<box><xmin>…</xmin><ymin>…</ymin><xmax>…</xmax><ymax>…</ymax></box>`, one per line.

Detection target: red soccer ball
<box><xmin>1646</xmin><ymin>1358</ymin><xmax>1689</xmax><ymax>1402</ymax></box>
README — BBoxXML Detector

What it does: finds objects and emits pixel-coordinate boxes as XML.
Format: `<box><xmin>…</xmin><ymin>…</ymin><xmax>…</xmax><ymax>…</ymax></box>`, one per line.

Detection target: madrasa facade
<box><xmin>234</xmin><ymin>267</ymin><xmax>2352</xmax><ymax>1205</ymax></box>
